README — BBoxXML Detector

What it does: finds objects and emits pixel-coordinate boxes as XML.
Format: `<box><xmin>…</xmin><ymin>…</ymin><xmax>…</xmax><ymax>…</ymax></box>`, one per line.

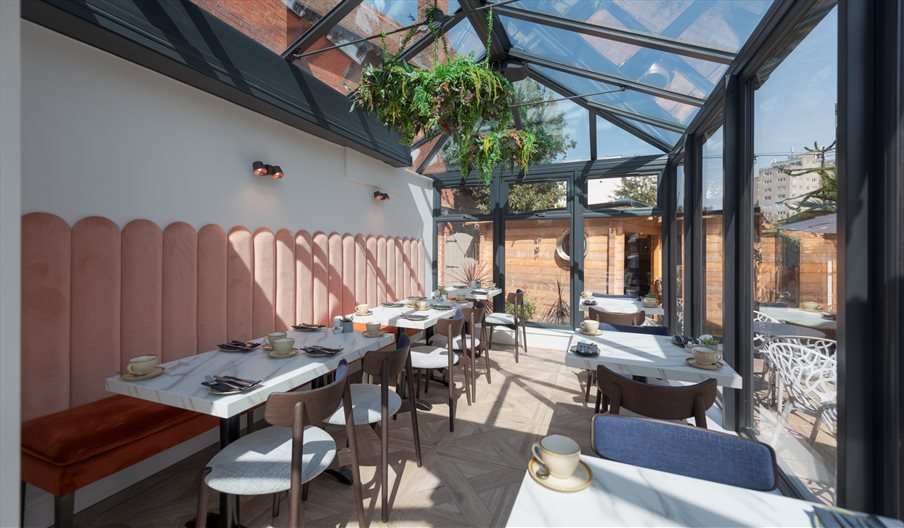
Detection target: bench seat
<box><xmin>22</xmin><ymin>395</ymin><xmax>216</xmax><ymax>524</ymax></box>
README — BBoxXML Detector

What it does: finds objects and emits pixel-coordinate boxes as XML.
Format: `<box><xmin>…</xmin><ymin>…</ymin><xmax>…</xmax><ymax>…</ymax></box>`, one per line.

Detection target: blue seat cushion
<box><xmin>592</xmin><ymin>415</ymin><xmax>776</xmax><ymax>491</ymax></box>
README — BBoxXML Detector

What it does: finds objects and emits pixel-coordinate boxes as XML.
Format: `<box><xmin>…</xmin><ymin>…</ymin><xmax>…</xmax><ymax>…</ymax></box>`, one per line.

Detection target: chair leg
<box><xmin>448</xmin><ymin>378</ymin><xmax>456</xmax><ymax>432</ymax></box>
<box><xmin>407</xmin><ymin>365</ymin><xmax>423</xmax><ymax>468</ymax></box>
<box><xmin>301</xmin><ymin>482</ymin><xmax>309</xmax><ymax>501</ymax></box>
<box><xmin>488</xmin><ymin>325</ymin><xmax>495</xmax><ymax>351</ymax></box>
<box><xmin>471</xmin><ymin>351</ymin><xmax>478</xmax><ymax>404</ymax></box>
<box><xmin>513</xmin><ymin>325</ymin><xmax>520</xmax><ymax>363</ymax></box>
<box><xmin>461</xmin><ymin>357</ymin><xmax>472</xmax><ymax>406</ymax></box>
<box><xmin>594</xmin><ymin>390</ymin><xmax>602</xmax><ymax>414</ymax></box>
<box><xmin>381</xmin><ymin>404</ymin><xmax>390</xmax><ymax>523</ymax></box>
<box><xmin>195</xmin><ymin>467</ymin><xmax>212</xmax><ymax>528</ymax></box>
<box><xmin>271</xmin><ymin>492</ymin><xmax>281</xmax><ymax>519</ymax></box>
<box><xmin>809</xmin><ymin>410</ymin><xmax>825</xmax><ymax>445</ymax></box>
<box><xmin>584</xmin><ymin>370</ymin><xmax>593</xmax><ymax>403</ymax></box>
<box><xmin>484</xmin><ymin>345</ymin><xmax>492</xmax><ymax>385</ymax></box>
<box><xmin>522</xmin><ymin>323</ymin><xmax>528</xmax><ymax>355</ymax></box>
<box><xmin>415</xmin><ymin>368</ymin><xmax>422</xmax><ymax>398</ymax></box>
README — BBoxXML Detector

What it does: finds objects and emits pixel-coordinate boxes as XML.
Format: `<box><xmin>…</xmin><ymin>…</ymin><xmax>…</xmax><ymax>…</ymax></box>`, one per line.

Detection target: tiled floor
<box><xmin>75</xmin><ymin>344</ymin><xmax>598</xmax><ymax>527</ymax></box>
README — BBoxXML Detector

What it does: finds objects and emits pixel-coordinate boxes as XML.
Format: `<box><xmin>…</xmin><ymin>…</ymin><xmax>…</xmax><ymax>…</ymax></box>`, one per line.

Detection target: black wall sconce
<box><xmin>373</xmin><ymin>191</ymin><xmax>390</xmax><ymax>202</ymax></box>
<box><xmin>252</xmin><ymin>161</ymin><xmax>284</xmax><ymax>180</ymax></box>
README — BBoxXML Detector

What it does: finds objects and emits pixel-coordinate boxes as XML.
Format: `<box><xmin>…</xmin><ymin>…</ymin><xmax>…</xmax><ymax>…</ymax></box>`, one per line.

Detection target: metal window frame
<box><xmin>280</xmin><ymin>0</ymin><xmax>363</xmax><ymax>58</ymax></box>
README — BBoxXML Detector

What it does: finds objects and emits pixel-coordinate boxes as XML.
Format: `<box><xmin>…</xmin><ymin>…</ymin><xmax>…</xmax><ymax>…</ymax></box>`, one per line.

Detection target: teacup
<box><xmin>581</xmin><ymin>290</ymin><xmax>592</xmax><ymax>299</ymax></box>
<box><xmin>407</xmin><ymin>296</ymin><xmax>420</xmax><ymax>307</ymax></box>
<box><xmin>127</xmin><ymin>354</ymin><xmax>159</xmax><ymax>376</ymax></box>
<box><xmin>580</xmin><ymin>319</ymin><xmax>600</xmax><ymax>334</ymax></box>
<box><xmin>267</xmin><ymin>332</ymin><xmax>287</xmax><ymax>345</ymax></box>
<box><xmin>271</xmin><ymin>337</ymin><xmax>295</xmax><ymax>356</ymax></box>
<box><xmin>532</xmin><ymin>434</ymin><xmax>580</xmax><ymax>479</ymax></box>
<box><xmin>416</xmin><ymin>299</ymin><xmax>429</xmax><ymax>310</ymax></box>
<box><xmin>801</xmin><ymin>301</ymin><xmax>821</xmax><ymax>311</ymax></box>
<box><xmin>365</xmin><ymin>322</ymin><xmax>381</xmax><ymax>336</ymax></box>
<box><xmin>356</xmin><ymin>303</ymin><xmax>369</xmax><ymax>315</ymax></box>
<box><xmin>692</xmin><ymin>346</ymin><xmax>722</xmax><ymax>366</ymax></box>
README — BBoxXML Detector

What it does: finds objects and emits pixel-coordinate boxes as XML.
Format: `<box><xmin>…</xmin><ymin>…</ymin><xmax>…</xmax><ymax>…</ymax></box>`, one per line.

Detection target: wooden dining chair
<box><xmin>322</xmin><ymin>334</ymin><xmax>421</xmax><ymax>523</ymax></box>
<box><xmin>588</xmin><ymin>306</ymin><xmax>645</xmax><ymax>326</ymax></box>
<box><xmin>484</xmin><ymin>290</ymin><xmax>528</xmax><ymax>362</ymax></box>
<box><xmin>195</xmin><ymin>360</ymin><xmax>365</xmax><ymax>528</ymax></box>
<box><xmin>410</xmin><ymin>316</ymin><xmax>470</xmax><ymax>431</ymax></box>
<box><xmin>595</xmin><ymin>363</ymin><xmax>717</xmax><ymax>428</ymax></box>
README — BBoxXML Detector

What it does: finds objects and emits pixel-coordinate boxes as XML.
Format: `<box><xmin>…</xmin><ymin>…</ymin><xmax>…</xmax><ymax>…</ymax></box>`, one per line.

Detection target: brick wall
<box><xmin>191</xmin><ymin>0</ymin><xmax>293</xmax><ymax>53</ymax></box>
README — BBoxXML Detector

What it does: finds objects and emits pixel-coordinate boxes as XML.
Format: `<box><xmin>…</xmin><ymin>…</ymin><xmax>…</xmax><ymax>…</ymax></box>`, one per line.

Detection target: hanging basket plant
<box><xmin>351</xmin><ymin>7</ymin><xmax>538</xmax><ymax>184</ymax></box>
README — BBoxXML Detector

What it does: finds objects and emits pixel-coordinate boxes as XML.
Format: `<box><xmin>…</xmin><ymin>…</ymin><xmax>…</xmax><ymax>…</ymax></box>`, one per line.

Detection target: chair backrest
<box><xmin>753</xmin><ymin>310</ymin><xmax>780</xmax><ymax>323</ymax></box>
<box><xmin>435</xmin><ymin>317</ymin><xmax>465</xmax><ymax>348</ymax></box>
<box><xmin>363</xmin><ymin>333</ymin><xmax>411</xmax><ymax>379</ymax></box>
<box><xmin>770</xmin><ymin>335</ymin><xmax>836</xmax><ymax>356</ymax></box>
<box><xmin>763</xmin><ymin>342</ymin><xmax>836</xmax><ymax>412</ymax></box>
<box><xmin>588</xmin><ymin>307</ymin><xmax>645</xmax><ymax>326</ymax></box>
<box><xmin>505</xmin><ymin>290</ymin><xmax>525</xmax><ymax>325</ymax></box>
<box><xmin>596</xmin><ymin>363</ymin><xmax>717</xmax><ymax>427</ymax></box>
<box><xmin>265</xmin><ymin>360</ymin><xmax>349</xmax><ymax>427</ymax></box>
<box><xmin>591</xmin><ymin>415</ymin><xmax>777</xmax><ymax>491</ymax></box>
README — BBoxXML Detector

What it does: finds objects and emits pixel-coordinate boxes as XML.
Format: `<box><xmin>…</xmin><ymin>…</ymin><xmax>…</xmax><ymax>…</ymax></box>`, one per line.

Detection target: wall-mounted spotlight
<box><xmin>373</xmin><ymin>191</ymin><xmax>390</xmax><ymax>202</ymax></box>
<box><xmin>252</xmin><ymin>161</ymin><xmax>285</xmax><ymax>180</ymax></box>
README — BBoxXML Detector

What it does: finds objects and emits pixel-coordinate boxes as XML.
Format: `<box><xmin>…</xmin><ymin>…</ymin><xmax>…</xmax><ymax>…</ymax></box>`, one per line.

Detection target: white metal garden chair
<box><xmin>763</xmin><ymin>341</ymin><xmax>837</xmax><ymax>445</ymax></box>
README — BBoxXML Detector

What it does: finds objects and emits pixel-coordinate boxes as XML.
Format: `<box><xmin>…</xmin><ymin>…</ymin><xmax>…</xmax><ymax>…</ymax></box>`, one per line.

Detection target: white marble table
<box><xmin>446</xmin><ymin>286</ymin><xmax>503</xmax><ymax>301</ymax></box>
<box><xmin>759</xmin><ymin>306</ymin><xmax>837</xmax><ymax>331</ymax></box>
<box><xmin>566</xmin><ymin>330</ymin><xmax>742</xmax><ymax>389</ymax></box>
<box><xmin>580</xmin><ymin>297</ymin><xmax>665</xmax><ymax>317</ymax></box>
<box><xmin>106</xmin><ymin>328</ymin><xmax>393</xmax><ymax>419</ymax></box>
<box><xmin>506</xmin><ymin>455</ymin><xmax>900</xmax><ymax>527</ymax></box>
<box><xmin>347</xmin><ymin>302</ymin><xmax>456</xmax><ymax>330</ymax></box>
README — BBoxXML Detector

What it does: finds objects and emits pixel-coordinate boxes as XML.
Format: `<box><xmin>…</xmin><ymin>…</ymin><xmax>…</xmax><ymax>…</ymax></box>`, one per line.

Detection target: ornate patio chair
<box><xmin>763</xmin><ymin>341</ymin><xmax>837</xmax><ymax>445</ymax></box>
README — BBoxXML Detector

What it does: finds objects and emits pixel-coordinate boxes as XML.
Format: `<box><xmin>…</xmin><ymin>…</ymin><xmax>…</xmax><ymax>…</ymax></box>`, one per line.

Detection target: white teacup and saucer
<box><xmin>528</xmin><ymin>434</ymin><xmax>592</xmax><ymax>492</ymax></box>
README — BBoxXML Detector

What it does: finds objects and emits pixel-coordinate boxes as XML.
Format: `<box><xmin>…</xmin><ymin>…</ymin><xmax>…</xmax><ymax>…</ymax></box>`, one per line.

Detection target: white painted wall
<box><xmin>0</xmin><ymin>3</ymin><xmax>22</xmax><ymax>527</ymax></box>
<box><xmin>19</xmin><ymin>20</ymin><xmax>435</xmax><ymax>526</ymax></box>
<box><xmin>21</xmin><ymin>21</ymin><xmax>434</xmax><ymax>271</ymax></box>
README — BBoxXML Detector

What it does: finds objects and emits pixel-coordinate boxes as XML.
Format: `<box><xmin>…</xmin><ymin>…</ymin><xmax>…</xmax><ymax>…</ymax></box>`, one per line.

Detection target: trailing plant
<box><xmin>350</xmin><ymin>7</ymin><xmax>538</xmax><ymax>185</ymax></box>
<box><xmin>698</xmin><ymin>335</ymin><xmax>721</xmax><ymax>347</ymax></box>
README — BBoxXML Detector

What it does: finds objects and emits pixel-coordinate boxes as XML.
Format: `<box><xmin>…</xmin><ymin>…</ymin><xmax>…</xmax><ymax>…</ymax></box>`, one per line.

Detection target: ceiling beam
<box><xmin>510</xmin><ymin>48</ymin><xmax>706</xmax><ymax>107</ymax></box>
<box><xmin>398</xmin><ymin>11</ymin><xmax>465</xmax><ymax>62</ymax></box>
<box><xmin>417</xmin><ymin>135</ymin><xmax>450</xmax><ymax>174</ymax></box>
<box><xmin>459</xmin><ymin>0</ymin><xmax>511</xmax><ymax>62</ymax></box>
<box><xmin>494</xmin><ymin>6</ymin><xmax>736</xmax><ymax>65</ymax></box>
<box><xmin>527</xmin><ymin>67</ymin><xmax>671</xmax><ymax>152</ymax></box>
<box><xmin>281</xmin><ymin>0</ymin><xmax>363</xmax><ymax>59</ymax></box>
<box><xmin>584</xmin><ymin>101</ymin><xmax>685</xmax><ymax>133</ymax></box>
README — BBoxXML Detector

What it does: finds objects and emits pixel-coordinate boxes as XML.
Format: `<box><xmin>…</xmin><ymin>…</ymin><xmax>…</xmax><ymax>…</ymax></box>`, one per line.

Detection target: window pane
<box><xmin>676</xmin><ymin>164</ymin><xmax>685</xmax><ymax>334</ymax></box>
<box><xmin>588</xmin><ymin>174</ymin><xmax>659</xmax><ymax>209</ymax></box>
<box><xmin>507</xmin><ymin>181</ymin><xmax>567</xmax><ymax>214</ymax></box>
<box><xmin>438</xmin><ymin>187</ymin><xmax>491</xmax><ymax>216</ymax></box>
<box><xmin>584</xmin><ymin>216</ymin><xmax>663</xmax><ymax>301</ymax></box>
<box><xmin>437</xmin><ymin>220</ymin><xmax>493</xmax><ymax>289</ymax></box>
<box><xmin>408</xmin><ymin>18</ymin><xmax>483</xmax><ymax>69</ymax></box>
<box><xmin>752</xmin><ymin>7</ymin><xmax>837</xmax><ymax>504</ymax></box>
<box><xmin>702</xmin><ymin>125</ymin><xmax>723</xmax><ymax>335</ymax></box>
<box><xmin>504</xmin><ymin>218</ymin><xmax>571</xmax><ymax>324</ymax></box>
<box><xmin>497</xmin><ymin>0</ymin><xmax>772</xmax><ymax>53</ymax></box>
<box><xmin>596</xmin><ymin>117</ymin><xmax>663</xmax><ymax>158</ymax></box>
<box><xmin>512</xmin><ymin>78</ymin><xmax>591</xmax><ymax>163</ymax></box>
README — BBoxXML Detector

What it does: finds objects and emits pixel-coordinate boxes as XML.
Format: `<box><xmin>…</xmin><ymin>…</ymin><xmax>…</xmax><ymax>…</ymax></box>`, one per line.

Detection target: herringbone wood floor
<box><xmin>75</xmin><ymin>345</ymin><xmax>598</xmax><ymax>528</ymax></box>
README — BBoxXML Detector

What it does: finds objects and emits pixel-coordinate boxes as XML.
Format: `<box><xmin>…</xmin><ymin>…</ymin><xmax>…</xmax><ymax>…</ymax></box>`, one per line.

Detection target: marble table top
<box><xmin>348</xmin><ymin>302</ymin><xmax>456</xmax><ymax>330</ymax></box>
<box><xmin>565</xmin><ymin>330</ymin><xmax>742</xmax><ymax>389</ymax></box>
<box><xmin>106</xmin><ymin>329</ymin><xmax>393</xmax><ymax>419</ymax></box>
<box><xmin>506</xmin><ymin>455</ymin><xmax>899</xmax><ymax>527</ymax></box>
<box><xmin>580</xmin><ymin>297</ymin><xmax>665</xmax><ymax>316</ymax></box>
<box><xmin>759</xmin><ymin>306</ymin><xmax>837</xmax><ymax>331</ymax></box>
<box><xmin>445</xmin><ymin>287</ymin><xmax>503</xmax><ymax>301</ymax></box>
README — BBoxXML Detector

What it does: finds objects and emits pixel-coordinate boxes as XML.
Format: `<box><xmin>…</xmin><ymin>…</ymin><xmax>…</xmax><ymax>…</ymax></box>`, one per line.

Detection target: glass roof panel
<box><xmin>192</xmin><ymin>0</ymin><xmax>342</xmax><ymax>54</ymax></box>
<box><xmin>595</xmin><ymin>116</ymin><xmax>663</xmax><ymax>158</ymax></box>
<box><xmin>512</xmin><ymin>78</ymin><xmax>590</xmax><ymax>163</ymax></box>
<box><xmin>496</xmin><ymin>1</ymin><xmax>772</xmax><ymax>53</ymax></box>
<box><xmin>619</xmin><ymin>115</ymin><xmax>682</xmax><ymax>147</ymax></box>
<box><xmin>531</xmin><ymin>65</ymin><xmax>697</xmax><ymax>126</ymax></box>
<box><xmin>499</xmin><ymin>15</ymin><xmax>727</xmax><ymax>99</ymax></box>
<box><xmin>409</xmin><ymin>19</ymin><xmax>484</xmax><ymax>69</ymax></box>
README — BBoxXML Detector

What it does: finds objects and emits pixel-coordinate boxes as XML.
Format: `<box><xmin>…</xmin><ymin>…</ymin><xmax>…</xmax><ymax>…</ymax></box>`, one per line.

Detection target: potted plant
<box><xmin>339</xmin><ymin>314</ymin><xmax>354</xmax><ymax>334</ymax></box>
<box><xmin>642</xmin><ymin>292</ymin><xmax>659</xmax><ymax>308</ymax></box>
<box><xmin>696</xmin><ymin>335</ymin><xmax>722</xmax><ymax>351</ymax></box>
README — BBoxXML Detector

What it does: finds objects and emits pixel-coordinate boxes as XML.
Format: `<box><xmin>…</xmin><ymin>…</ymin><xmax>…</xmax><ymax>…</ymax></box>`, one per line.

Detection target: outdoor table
<box><xmin>565</xmin><ymin>330</ymin><xmax>742</xmax><ymax>389</ymax></box>
<box><xmin>754</xmin><ymin>320</ymin><xmax>827</xmax><ymax>339</ymax></box>
<box><xmin>106</xmin><ymin>328</ymin><xmax>393</xmax><ymax>528</ymax></box>
<box><xmin>759</xmin><ymin>306</ymin><xmax>837</xmax><ymax>332</ymax></box>
<box><xmin>579</xmin><ymin>296</ymin><xmax>665</xmax><ymax>317</ymax></box>
<box><xmin>505</xmin><ymin>455</ymin><xmax>901</xmax><ymax>527</ymax></box>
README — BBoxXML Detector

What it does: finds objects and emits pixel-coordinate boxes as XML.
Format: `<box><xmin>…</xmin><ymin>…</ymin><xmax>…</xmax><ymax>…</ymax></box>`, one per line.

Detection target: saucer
<box><xmin>578</xmin><ymin>328</ymin><xmax>603</xmax><ymax>336</ymax></box>
<box><xmin>362</xmin><ymin>331</ymin><xmax>384</xmax><ymax>338</ymax></box>
<box><xmin>120</xmin><ymin>366</ymin><xmax>165</xmax><ymax>381</ymax></box>
<box><xmin>267</xmin><ymin>348</ymin><xmax>299</xmax><ymax>359</ymax></box>
<box><xmin>686</xmin><ymin>357</ymin><xmax>724</xmax><ymax>370</ymax></box>
<box><xmin>528</xmin><ymin>458</ymin><xmax>592</xmax><ymax>492</ymax></box>
<box><xmin>570</xmin><ymin>345</ymin><xmax>599</xmax><ymax>357</ymax></box>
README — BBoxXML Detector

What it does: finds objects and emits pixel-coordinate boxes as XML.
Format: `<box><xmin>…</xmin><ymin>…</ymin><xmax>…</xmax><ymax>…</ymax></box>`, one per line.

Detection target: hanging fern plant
<box><xmin>351</xmin><ymin>7</ymin><xmax>538</xmax><ymax>184</ymax></box>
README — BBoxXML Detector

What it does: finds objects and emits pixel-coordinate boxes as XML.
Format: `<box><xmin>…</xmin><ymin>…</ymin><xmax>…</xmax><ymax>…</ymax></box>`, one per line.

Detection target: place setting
<box><xmin>382</xmin><ymin>301</ymin><xmax>406</xmax><ymax>308</ymax></box>
<box><xmin>570</xmin><ymin>341</ymin><xmax>600</xmax><ymax>357</ymax></box>
<box><xmin>362</xmin><ymin>322</ymin><xmax>385</xmax><ymax>338</ymax></box>
<box><xmin>119</xmin><ymin>355</ymin><xmax>165</xmax><ymax>381</ymax></box>
<box><xmin>202</xmin><ymin>374</ymin><xmax>262</xmax><ymax>396</ymax></box>
<box><xmin>292</xmin><ymin>322</ymin><xmax>324</xmax><ymax>332</ymax></box>
<box><xmin>355</xmin><ymin>303</ymin><xmax>374</xmax><ymax>316</ymax></box>
<box><xmin>528</xmin><ymin>434</ymin><xmax>592</xmax><ymax>493</ymax></box>
<box><xmin>686</xmin><ymin>337</ymin><xmax>724</xmax><ymax>371</ymax></box>
<box><xmin>577</xmin><ymin>319</ymin><xmax>603</xmax><ymax>336</ymax></box>
<box><xmin>301</xmin><ymin>345</ymin><xmax>344</xmax><ymax>357</ymax></box>
<box><xmin>217</xmin><ymin>340</ymin><xmax>260</xmax><ymax>352</ymax></box>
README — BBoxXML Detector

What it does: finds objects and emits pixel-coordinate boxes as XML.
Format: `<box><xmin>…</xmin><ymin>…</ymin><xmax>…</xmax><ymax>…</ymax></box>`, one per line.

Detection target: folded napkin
<box><xmin>202</xmin><ymin>375</ymin><xmax>260</xmax><ymax>393</ymax></box>
<box><xmin>471</xmin><ymin>289</ymin><xmax>488</xmax><ymax>294</ymax></box>
<box><xmin>293</xmin><ymin>323</ymin><xmax>324</xmax><ymax>329</ymax></box>
<box><xmin>218</xmin><ymin>341</ymin><xmax>258</xmax><ymax>352</ymax></box>
<box><xmin>431</xmin><ymin>303</ymin><xmax>455</xmax><ymax>310</ymax></box>
<box><xmin>403</xmin><ymin>314</ymin><xmax>430</xmax><ymax>321</ymax></box>
<box><xmin>383</xmin><ymin>302</ymin><xmax>405</xmax><ymax>308</ymax></box>
<box><xmin>302</xmin><ymin>345</ymin><xmax>343</xmax><ymax>357</ymax></box>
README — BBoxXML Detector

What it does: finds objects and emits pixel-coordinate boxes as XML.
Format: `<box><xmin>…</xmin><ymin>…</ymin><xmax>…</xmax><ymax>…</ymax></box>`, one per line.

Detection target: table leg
<box><xmin>185</xmin><ymin>416</ymin><xmax>243</xmax><ymax>528</ymax></box>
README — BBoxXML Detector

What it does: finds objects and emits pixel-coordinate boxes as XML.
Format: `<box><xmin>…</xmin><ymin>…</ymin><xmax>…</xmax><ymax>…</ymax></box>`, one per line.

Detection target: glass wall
<box><xmin>702</xmin><ymin>125</ymin><xmax>724</xmax><ymax>336</ymax></box>
<box><xmin>751</xmin><ymin>7</ymin><xmax>838</xmax><ymax>504</ymax></box>
<box><xmin>676</xmin><ymin>164</ymin><xmax>685</xmax><ymax>335</ymax></box>
<box><xmin>504</xmin><ymin>218</ymin><xmax>572</xmax><ymax>325</ymax></box>
<box><xmin>436</xmin><ymin>219</ymin><xmax>494</xmax><ymax>289</ymax></box>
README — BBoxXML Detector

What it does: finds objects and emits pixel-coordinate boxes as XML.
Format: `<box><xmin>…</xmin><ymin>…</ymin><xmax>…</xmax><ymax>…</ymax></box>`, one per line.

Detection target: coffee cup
<box><xmin>580</xmin><ymin>319</ymin><xmax>599</xmax><ymax>334</ymax></box>
<box><xmin>581</xmin><ymin>290</ymin><xmax>592</xmax><ymax>298</ymax></box>
<box><xmin>416</xmin><ymin>299</ymin><xmax>429</xmax><ymax>310</ymax></box>
<box><xmin>356</xmin><ymin>303</ymin><xmax>369</xmax><ymax>315</ymax></box>
<box><xmin>267</xmin><ymin>332</ymin><xmax>287</xmax><ymax>345</ymax></box>
<box><xmin>532</xmin><ymin>434</ymin><xmax>580</xmax><ymax>479</ymax></box>
<box><xmin>127</xmin><ymin>354</ymin><xmax>159</xmax><ymax>375</ymax></box>
<box><xmin>365</xmin><ymin>322</ymin><xmax>381</xmax><ymax>336</ymax></box>
<box><xmin>271</xmin><ymin>337</ymin><xmax>295</xmax><ymax>356</ymax></box>
<box><xmin>692</xmin><ymin>346</ymin><xmax>722</xmax><ymax>366</ymax></box>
